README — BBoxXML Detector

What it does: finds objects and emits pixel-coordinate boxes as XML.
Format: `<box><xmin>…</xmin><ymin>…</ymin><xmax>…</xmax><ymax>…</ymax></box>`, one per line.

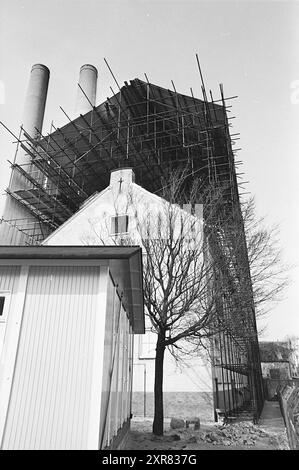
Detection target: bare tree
<box><xmin>82</xmin><ymin>171</ymin><xmax>290</xmax><ymax>436</ymax></box>
<box><xmin>82</xmin><ymin>171</ymin><xmax>230</xmax><ymax>435</ymax></box>
<box><xmin>242</xmin><ymin>197</ymin><xmax>290</xmax><ymax>320</ymax></box>
<box><xmin>129</xmin><ymin>174</ymin><xmax>235</xmax><ymax>435</ymax></box>
<box><xmin>130</xmin><ymin>177</ymin><xmax>290</xmax><ymax>435</ymax></box>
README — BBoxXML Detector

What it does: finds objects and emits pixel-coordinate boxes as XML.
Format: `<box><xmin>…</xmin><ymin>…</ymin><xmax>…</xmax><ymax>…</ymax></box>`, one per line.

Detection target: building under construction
<box><xmin>0</xmin><ymin>61</ymin><xmax>264</xmax><ymax>421</ymax></box>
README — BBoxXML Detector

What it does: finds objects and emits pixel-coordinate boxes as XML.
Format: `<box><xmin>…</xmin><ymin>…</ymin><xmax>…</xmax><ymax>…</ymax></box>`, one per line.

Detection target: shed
<box><xmin>0</xmin><ymin>245</ymin><xmax>144</xmax><ymax>449</ymax></box>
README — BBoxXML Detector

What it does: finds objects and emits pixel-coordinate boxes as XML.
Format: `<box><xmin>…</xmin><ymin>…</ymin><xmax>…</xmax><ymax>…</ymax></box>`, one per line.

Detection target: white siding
<box><xmin>99</xmin><ymin>273</ymin><xmax>116</xmax><ymax>447</ymax></box>
<box><xmin>0</xmin><ymin>266</ymin><xmax>20</xmax><ymax>292</ymax></box>
<box><xmin>100</xmin><ymin>273</ymin><xmax>133</xmax><ymax>448</ymax></box>
<box><xmin>0</xmin><ymin>266</ymin><xmax>21</xmax><ymax>361</ymax></box>
<box><xmin>2</xmin><ymin>265</ymin><xmax>101</xmax><ymax>450</ymax></box>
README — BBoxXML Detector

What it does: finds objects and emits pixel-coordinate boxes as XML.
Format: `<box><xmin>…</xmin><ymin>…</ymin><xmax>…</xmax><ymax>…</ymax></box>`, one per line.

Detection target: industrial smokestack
<box><xmin>15</xmin><ymin>63</ymin><xmax>49</xmax><ymax>168</ymax></box>
<box><xmin>22</xmin><ymin>64</ymin><xmax>50</xmax><ymax>140</ymax></box>
<box><xmin>0</xmin><ymin>64</ymin><xmax>50</xmax><ymax>244</ymax></box>
<box><xmin>74</xmin><ymin>64</ymin><xmax>98</xmax><ymax>116</ymax></box>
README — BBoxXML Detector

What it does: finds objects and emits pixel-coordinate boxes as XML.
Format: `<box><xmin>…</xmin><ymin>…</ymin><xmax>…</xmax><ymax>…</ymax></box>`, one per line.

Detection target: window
<box><xmin>0</xmin><ymin>292</ymin><xmax>10</xmax><ymax>357</ymax></box>
<box><xmin>0</xmin><ymin>292</ymin><xmax>10</xmax><ymax>323</ymax></box>
<box><xmin>111</xmin><ymin>215</ymin><xmax>129</xmax><ymax>235</ymax></box>
<box><xmin>269</xmin><ymin>368</ymin><xmax>280</xmax><ymax>380</ymax></box>
<box><xmin>0</xmin><ymin>297</ymin><xmax>5</xmax><ymax>317</ymax></box>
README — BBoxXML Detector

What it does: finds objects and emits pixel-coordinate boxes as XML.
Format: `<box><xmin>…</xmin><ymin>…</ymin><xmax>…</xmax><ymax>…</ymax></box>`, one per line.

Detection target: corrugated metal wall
<box><xmin>0</xmin><ymin>266</ymin><xmax>21</xmax><ymax>359</ymax></box>
<box><xmin>99</xmin><ymin>272</ymin><xmax>116</xmax><ymax>446</ymax></box>
<box><xmin>100</xmin><ymin>274</ymin><xmax>134</xmax><ymax>448</ymax></box>
<box><xmin>2</xmin><ymin>265</ymin><xmax>101</xmax><ymax>450</ymax></box>
<box><xmin>0</xmin><ymin>266</ymin><xmax>21</xmax><ymax>292</ymax></box>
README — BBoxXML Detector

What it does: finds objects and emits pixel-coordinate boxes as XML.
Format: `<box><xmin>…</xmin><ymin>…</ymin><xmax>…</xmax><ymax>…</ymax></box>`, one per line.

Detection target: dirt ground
<box><xmin>125</xmin><ymin>417</ymin><xmax>290</xmax><ymax>451</ymax></box>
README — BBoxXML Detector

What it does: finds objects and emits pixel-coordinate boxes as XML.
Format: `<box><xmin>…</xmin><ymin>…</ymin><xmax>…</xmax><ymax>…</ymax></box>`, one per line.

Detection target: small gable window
<box><xmin>0</xmin><ymin>297</ymin><xmax>5</xmax><ymax>317</ymax></box>
<box><xmin>269</xmin><ymin>369</ymin><xmax>280</xmax><ymax>380</ymax></box>
<box><xmin>0</xmin><ymin>291</ymin><xmax>10</xmax><ymax>324</ymax></box>
<box><xmin>111</xmin><ymin>215</ymin><xmax>129</xmax><ymax>235</ymax></box>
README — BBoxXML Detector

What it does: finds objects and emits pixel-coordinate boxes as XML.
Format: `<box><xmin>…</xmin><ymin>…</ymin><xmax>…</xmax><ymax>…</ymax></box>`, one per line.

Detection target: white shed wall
<box><xmin>100</xmin><ymin>272</ymin><xmax>134</xmax><ymax>449</ymax></box>
<box><xmin>0</xmin><ymin>266</ymin><xmax>20</xmax><ymax>361</ymax></box>
<box><xmin>2</xmin><ymin>265</ymin><xmax>102</xmax><ymax>450</ymax></box>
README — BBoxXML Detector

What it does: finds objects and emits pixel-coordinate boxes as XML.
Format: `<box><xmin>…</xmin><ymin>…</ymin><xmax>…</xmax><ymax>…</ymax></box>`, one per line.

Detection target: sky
<box><xmin>0</xmin><ymin>0</ymin><xmax>298</xmax><ymax>341</ymax></box>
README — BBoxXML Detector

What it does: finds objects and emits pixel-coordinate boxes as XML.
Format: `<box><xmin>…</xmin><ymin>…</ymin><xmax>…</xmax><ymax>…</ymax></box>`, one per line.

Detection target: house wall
<box><xmin>43</xmin><ymin>178</ymin><xmax>202</xmax><ymax>250</ymax></box>
<box><xmin>261</xmin><ymin>362</ymin><xmax>291</xmax><ymax>380</ymax></box>
<box><xmin>132</xmin><ymin>356</ymin><xmax>214</xmax><ymax>421</ymax></box>
<box><xmin>133</xmin><ymin>333</ymin><xmax>212</xmax><ymax>393</ymax></box>
<box><xmin>42</xmin><ymin>174</ymin><xmax>212</xmax><ymax>412</ymax></box>
<box><xmin>132</xmin><ymin>328</ymin><xmax>214</xmax><ymax>420</ymax></box>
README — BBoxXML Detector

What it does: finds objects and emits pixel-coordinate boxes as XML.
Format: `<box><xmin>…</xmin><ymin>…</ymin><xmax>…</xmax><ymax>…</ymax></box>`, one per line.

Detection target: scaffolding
<box><xmin>0</xmin><ymin>59</ymin><xmax>264</xmax><ymax>419</ymax></box>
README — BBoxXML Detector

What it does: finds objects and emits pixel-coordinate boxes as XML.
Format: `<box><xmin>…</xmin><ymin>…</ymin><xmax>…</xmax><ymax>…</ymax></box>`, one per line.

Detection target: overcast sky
<box><xmin>0</xmin><ymin>0</ymin><xmax>298</xmax><ymax>341</ymax></box>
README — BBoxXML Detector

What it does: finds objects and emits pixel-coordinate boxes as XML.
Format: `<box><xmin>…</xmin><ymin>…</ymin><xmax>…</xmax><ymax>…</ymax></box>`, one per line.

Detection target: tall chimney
<box><xmin>16</xmin><ymin>64</ymin><xmax>50</xmax><ymax>166</ymax></box>
<box><xmin>22</xmin><ymin>64</ymin><xmax>50</xmax><ymax>140</ymax></box>
<box><xmin>0</xmin><ymin>64</ymin><xmax>50</xmax><ymax>243</ymax></box>
<box><xmin>74</xmin><ymin>64</ymin><xmax>98</xmax><ymax>116</ymax></box>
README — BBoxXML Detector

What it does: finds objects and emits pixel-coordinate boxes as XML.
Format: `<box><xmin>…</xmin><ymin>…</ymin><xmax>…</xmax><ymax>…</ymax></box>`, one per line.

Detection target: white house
<box><xmin>43</xmin><ymin>168</ymin><xmax>214</xmax><ymax>421</ymax></box>
<box><xmin>0</xmin><ymin>245</ymin><xmax>144</xmax><ymax>450</ymax></box>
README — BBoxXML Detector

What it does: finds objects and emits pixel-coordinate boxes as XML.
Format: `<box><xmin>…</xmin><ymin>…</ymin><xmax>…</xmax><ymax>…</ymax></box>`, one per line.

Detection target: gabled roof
<box><xmin>259</xmin><ymin>341</ymin><xmax>291</xmax><ymax>362</ymax></box>
<box><xmin>0</xmin><ymin>245</ymin><xmax>145</xmax><ymax>334</ymax></box>
<box><xmin>42</xmin><ymin>167</ymin><xmax>200</xmax><ymax>245</ymax></box>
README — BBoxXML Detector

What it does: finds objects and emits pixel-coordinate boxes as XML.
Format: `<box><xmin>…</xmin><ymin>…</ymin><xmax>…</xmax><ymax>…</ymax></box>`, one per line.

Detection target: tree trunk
<box><xmin>153</xmin><ymin>331</ymin><xmax>166</xmax><ymax>435</ymax></box>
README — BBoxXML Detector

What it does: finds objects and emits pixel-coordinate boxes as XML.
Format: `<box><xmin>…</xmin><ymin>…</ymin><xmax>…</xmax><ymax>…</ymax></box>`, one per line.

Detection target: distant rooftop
<box><xmin>259</xmin><ymin>341</ymin><xmax>291</xmax><ymax>362</ymax></box>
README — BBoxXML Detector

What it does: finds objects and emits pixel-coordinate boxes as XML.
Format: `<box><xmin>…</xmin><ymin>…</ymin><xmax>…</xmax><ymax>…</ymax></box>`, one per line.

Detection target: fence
<box><xmin>278</xmin><ymin>384</ymin><xmax>299</xmax><ymax>450</ymax></box>
<box><xmin>263</xmin><ymin>378</ymin><xmax>299</xmax><ymax>400</ymax></box>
